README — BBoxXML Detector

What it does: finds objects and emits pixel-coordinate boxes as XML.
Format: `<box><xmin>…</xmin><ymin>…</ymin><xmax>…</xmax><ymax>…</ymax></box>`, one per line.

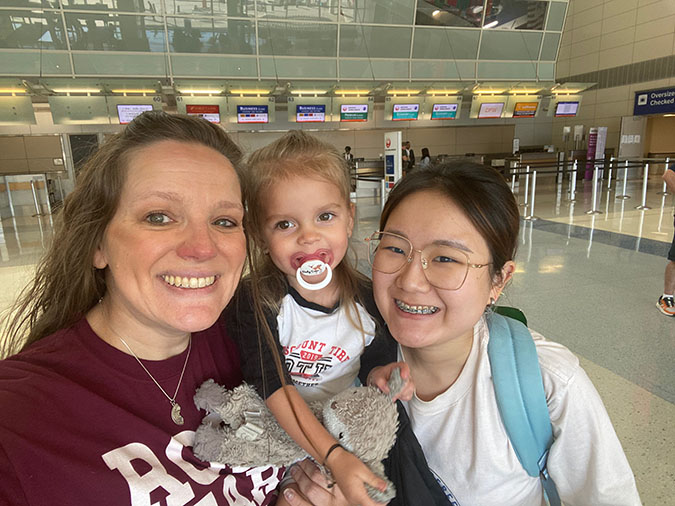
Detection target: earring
<box><xmin>485</xmin><ymin>297</ymin><xmax>496</xmax><ymax>314</ymax></box>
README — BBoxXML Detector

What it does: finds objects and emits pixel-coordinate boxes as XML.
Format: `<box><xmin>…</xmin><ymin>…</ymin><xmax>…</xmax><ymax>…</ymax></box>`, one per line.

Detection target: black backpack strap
<box><xmin>383</xmin><ymin>402</ymin><xmax>456</xmax><ymax>506</ymax></box>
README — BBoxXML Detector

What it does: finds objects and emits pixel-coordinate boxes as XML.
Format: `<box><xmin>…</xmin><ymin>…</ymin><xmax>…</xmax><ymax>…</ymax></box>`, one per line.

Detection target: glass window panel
<box><xmin>59</xmin><ymin>0</ymin><xmax>159</xmax><ymax>14</ymax></box>
<box><xmin>260</xmin><ymin>57</ymin><xmax>336</xmax><ymax>78</ymax></box>
<box><xmin>0</xmin><ymin>50</ymin><xmax>71</xmax><ymax>74</ymax></box>
<box><xmin>65</xmin><ymin>13</ymin><xmax>165</xmax><ymax>51</ymax></box>
<box><xmin>411</xmin><ymin>60</ymin><xmax>475</xmax><ymax>80</ymax></box>
<box><xmin>0</xmin><ymin>10</ymin><xmax>67</xmax><ymax>49</ymax></box>
<box><xmin>1</xmin><ymin>1</ymin><xmax>58</xmax><ymax>7</ymax></box>
<box><xmin>341</xmin><ymin>0</ymin><xmax>414</xmax><ymax>25</ymax></box>
<box><xmin>539</xmin><ymin>32</ymin><xmax>560</xmax><ymax>60</ymax></box>
<box><xmin>413</xmin><ymin>27</ymin><xmax>479</xmax><ymax>59</ymax></box>
<box><xmin>165</xmin><ymin>0</ymin><xmax>253</xmax><ymax>17</ymax></box>
<box><xmin>339</xmin><ymin>25</ymin><xmax>411</xmax><ymax>59</ymax></box>
<box><xmin>546</xmin><ymin>1</ymin><xmax>566</xmax><ymax>31</ymax></box>
<box><xmin>489</xmin><ymin>0</ymin><xmax>549</xmax><ymax>30</ymax></box>
<box><xmin>72</xmin><ymin>52</ymin><xmax>167</xmax><ymax>75</ymax></box>
<box><xmin>416</xmin><ymin>0</ymin><xmax>483</xmax><ymax>28</ymax></box>
<box><xmin>171</xmin><ymin>54</ymin><xmax>258</xmax><ymax>77</ymax></box>
<box><xmin>258</xmin><ymin>20</ymin><xmax>337</xmax><ymax>57</ymax></box>
<box><xmin>538</xmin><ymin>62</ymin><xmax>554</xmax><ymax>79</ymax></box>
<box><xmin>477</xmin><ymin>61</ymin><xmax>537</xmax><ymax>79</ymax></box>
<box><xmin>256</xmin><ymin>0</ymin><xmax>339</xmax><ymax>22</ymax></box>
<box><xmin>479</xmin><ymin>30</ymin><xmax>542</xmax><ymax>60</ymax></box>
<box><xmin>339</xmin><ymin>58</ymin><xmax>409</xmax><ymax>79</ymax></box>
<box><xmin>167</xmin><ymin>17</ymin><xmax>255</xmax><ymax>54</ymax></box>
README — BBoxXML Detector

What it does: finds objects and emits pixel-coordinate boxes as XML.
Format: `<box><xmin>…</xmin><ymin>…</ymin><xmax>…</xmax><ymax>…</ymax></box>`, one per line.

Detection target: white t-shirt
<box><xmin>277</xmin><ymin>293</ymin><xmax>376</xmax><ymax>402</ymax></box>
<box><xmin>402</xmin><ymin>317</ymin><xmax>642</xmax><ymax>506</ymax></box>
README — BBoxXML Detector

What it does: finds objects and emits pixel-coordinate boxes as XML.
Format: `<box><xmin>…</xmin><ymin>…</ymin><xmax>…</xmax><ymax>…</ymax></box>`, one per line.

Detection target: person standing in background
<box><xmin>343</xmin><ymin>145</ymin><xmax>353</xmax><ymax>163</ymax></box>
<box><xmin>419</xmin><ymin>147</ymin><xmax>431</xmax><ymax>169</ymax></box>
<box><xmin>405</xmin><ymin>141</ymin><xmax>415</xmax><ymax>171</ymax></box>
<box><xmin>657</xmin><ymin>163</ymin><xmax>675</xmax><ymax>316</ymax></box>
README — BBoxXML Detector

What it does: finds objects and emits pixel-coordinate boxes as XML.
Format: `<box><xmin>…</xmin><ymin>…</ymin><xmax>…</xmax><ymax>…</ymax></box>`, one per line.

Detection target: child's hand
<box><xmin>326</xmin><ymin>447</ymin><xmax>387</xmax><ymax>506</ymax></box>
<box><xmin>366</xmin><ymin>362</ymin><xmax>414</xmax><ymax>401</ymax></box>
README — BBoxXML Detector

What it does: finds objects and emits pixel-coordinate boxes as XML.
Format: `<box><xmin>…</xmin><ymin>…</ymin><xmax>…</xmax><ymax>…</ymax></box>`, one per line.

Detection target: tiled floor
<box><xmin>1</xmin><ymin>171</ymin><xmax>674</xmax><ymax>504</ymax></box>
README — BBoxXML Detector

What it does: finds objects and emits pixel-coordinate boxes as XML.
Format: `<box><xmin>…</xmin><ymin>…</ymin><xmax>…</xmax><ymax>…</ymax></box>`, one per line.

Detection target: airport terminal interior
<box><xmin>1</xmin><ymin>0</ymin><xmax>675</xmax><ymax>504</ymax></box>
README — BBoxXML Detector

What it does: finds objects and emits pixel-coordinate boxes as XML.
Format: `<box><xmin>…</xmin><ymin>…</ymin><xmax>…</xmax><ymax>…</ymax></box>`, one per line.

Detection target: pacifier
<box><xmin>295</xmin><ymin>254</ymin><xmax>333</xmax><ymax>291</ymax></box>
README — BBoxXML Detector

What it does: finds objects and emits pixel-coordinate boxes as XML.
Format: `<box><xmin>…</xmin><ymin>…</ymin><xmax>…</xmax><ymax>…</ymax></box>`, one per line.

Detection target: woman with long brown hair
<box><xmin>0</xmin><ymin>112</ymin><xmax>286</xmax><ymax>505</ymax></box>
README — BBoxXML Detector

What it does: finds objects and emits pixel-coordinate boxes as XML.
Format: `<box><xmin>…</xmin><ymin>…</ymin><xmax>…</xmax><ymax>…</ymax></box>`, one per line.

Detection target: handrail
<box><xmin>352</xmin><ymin>157</ymin><xmax>670</xmax><ymax>180</ymax></box>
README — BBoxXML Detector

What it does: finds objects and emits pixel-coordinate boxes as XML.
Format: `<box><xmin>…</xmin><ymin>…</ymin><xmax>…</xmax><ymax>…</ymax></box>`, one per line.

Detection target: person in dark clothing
<box><xmin>404</xmin><ymin>141</ymin><xmax>415</xmax><ymax>171</ymax></box>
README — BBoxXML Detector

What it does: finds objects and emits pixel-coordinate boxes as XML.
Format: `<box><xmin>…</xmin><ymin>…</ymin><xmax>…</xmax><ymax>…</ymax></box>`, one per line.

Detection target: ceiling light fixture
<box><xmin>0</xmin><ymin>88</ymin><xmax>26</xmax><ymax>94</ymax></box>
<box><xmin>388</xmin><ymin>90</ymin><xmax>420</xmax><ymax>96</ymax></box>
<box><xmin>428</xmin><ymin>90</ymin><xmax>460</xmax><ymax>96</ymax></box>
<box><xmin>336</xmin><ymin>90</ymin><xmax>369</xmax><ymax>96</ymax></box>
<box><xmin>51</xmin><ymin>88</ymin><xmax>101</xmax><ymax>93</ymax></box>
<box><xmin>231</xmin><ymin>89</ymin><xmax>270</xmax><ymax>95</ymax></box>
<box><xmin>178</xmin><ymin>89</ymin><xmax>222</xmax><ymax>95</ymax></box>
<box><xmin>483</xmin><ymin>20</ymin><xmax>499</xmax><ymax>29</ymax></box>
<box><xmin>111</xmin><ymin>89</ymin><xmax>157</xmax><ymax>94</ymax></box>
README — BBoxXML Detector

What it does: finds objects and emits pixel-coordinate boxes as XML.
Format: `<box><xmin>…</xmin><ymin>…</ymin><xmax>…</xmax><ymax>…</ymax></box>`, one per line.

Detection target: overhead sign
<box><xmin>237</xmin><ymin>105</ymin><xmax>268</xmax><ymax>123</ymax></box>
<box><xmin>117</xmin><ymin>104</ymin><xmax>153</xmax><ymax>124</ymax></box>
<box><xmin>634</xmin><ymin>87</ymin><xmax>675</xmax><ymax>115</ymax></box>
<box><xmin>431</xmin><ymin>103</ymin><xmax>458</xmax><ymax>120</ymax></box>
<box><xmin>392</xmin><ymin>103</ymin><xmax>420</xmax><ymax>121</ymax></box>
<box><xmin>340</xmin><ymin>104</ymin><xmax>368</xmax><ymax>122</ymax></box>
<box><xmin>512</xmin><ymin>102</ymin><xmax>538</xmax><ymax>118</ymax></box>
<box><xmin>297</xmin><ymin>104</ymin><xmax>325</xmax><ymax>123</ymax></box>
<box><xmin>186</xmin><ymin>104</ymin><xmax>220</xmax><ymax>123</ymax></box>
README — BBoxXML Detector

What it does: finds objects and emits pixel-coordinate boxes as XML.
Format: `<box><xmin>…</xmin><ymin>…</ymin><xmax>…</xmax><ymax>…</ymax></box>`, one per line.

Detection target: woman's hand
<box><xmin>367</xmin><ymin>362</ymin><xmax>414</xmax><ymax>401</ymax></box>
<box><xmin>279</xmin><ymin>459</ymin><xmax>348</xmax><ymax>506</ymax></box>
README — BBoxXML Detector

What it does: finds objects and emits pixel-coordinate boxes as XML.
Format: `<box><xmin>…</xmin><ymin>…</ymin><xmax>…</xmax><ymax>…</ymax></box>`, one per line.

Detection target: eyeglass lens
<box><xmin>369</xmin><ymin>233</ymin><xmax>470</xmax><ymax>290</ymax></box>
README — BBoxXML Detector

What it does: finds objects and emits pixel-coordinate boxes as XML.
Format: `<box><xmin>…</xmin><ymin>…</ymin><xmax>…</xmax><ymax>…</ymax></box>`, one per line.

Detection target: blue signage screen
<box><xmin>296</xmin><ymin>104</ymin><xmax>326</xmax><ymax>122</ymax></box>
<box><xmin>633</xmin><ymin>87</ymin><xmax>675</xmax><ymax>115</ymax></box>
<box><xmin>385</xmin><ymin>154</ymin><xmax>395</xmax><ymax>175</ymax></box>
<box><xmin>237</xmin><ymin>105</ymin><xmax>269</xmax><ymax>123</ymax></box>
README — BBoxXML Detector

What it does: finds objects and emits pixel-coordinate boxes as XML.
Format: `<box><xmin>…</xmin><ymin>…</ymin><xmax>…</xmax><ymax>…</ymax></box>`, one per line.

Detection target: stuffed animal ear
<box><xmin>193</xmin><ymin>379</ymin><xmax>231</xmax><ymax>415</ymax></box>
<box><xmin>386</xmin><ymin>368</ymin><xmax>405</xmax><ymax>400</ymax></box>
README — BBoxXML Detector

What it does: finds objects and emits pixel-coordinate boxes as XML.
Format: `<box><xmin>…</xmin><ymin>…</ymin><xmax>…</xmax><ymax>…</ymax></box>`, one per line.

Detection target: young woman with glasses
<box><xmin>284</xmin><ymin>162</ymin><xmax>641</xmax><ymax>506</ymax></box>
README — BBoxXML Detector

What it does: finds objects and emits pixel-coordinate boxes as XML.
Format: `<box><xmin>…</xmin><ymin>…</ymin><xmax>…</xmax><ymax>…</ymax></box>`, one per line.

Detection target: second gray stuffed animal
<box><xmin>193</xmin><ymin>370</ymin><xmax>403</xmax><ymax>503</ymax></box>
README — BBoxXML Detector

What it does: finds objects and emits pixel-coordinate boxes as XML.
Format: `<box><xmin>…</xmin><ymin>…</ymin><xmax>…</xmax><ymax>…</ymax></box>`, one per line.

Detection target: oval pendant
<box><xmin>171</xmin><ymin>402</ymin><xmax>184</xmax><ymax>426</ymax></box>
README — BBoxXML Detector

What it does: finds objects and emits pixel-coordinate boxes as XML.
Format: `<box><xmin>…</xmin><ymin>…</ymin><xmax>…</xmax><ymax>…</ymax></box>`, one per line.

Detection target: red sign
<box><xmin>186</xmin><ymin>104</ymin><xmax>220</xmax><ymax>123</ymax></box>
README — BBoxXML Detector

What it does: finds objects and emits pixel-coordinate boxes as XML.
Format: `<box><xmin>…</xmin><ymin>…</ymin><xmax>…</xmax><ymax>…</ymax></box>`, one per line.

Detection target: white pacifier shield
<box><xmin>296</xmin><ymin>259</ymin><xmax>332</xmax><ymax>291</ymax></box>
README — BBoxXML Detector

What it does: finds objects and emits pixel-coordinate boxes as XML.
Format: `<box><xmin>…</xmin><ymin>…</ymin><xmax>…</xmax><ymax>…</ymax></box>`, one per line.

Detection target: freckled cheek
<box><xmin>218</xmin><ymin>234</ymin><xmax>246</xmax><ymax>263</ymax></box>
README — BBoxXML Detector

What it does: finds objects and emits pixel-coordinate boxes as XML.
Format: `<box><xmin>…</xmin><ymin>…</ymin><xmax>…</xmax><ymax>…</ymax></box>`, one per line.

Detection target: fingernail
<box><xmin>284</xmin><ymin>489</ymin><xmax>295</xmax><ymax>500</ymax></box>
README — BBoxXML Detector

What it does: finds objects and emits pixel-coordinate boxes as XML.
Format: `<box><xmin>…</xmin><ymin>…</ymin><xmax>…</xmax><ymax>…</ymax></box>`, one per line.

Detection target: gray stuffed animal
<box><xmin>193</xmin><ymin>370</ymin><xmax>403</xmax><ymax>503</ymax></box>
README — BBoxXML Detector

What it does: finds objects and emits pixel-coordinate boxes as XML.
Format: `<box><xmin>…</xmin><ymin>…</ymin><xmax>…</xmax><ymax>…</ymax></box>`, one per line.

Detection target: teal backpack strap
<box><xmin>487</xmin><ymin>313</ymin><xmax>561</xmax><ymax>506</ymax></box>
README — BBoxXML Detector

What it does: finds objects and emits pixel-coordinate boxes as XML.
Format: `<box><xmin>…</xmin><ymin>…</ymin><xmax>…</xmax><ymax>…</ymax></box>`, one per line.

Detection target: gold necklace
<box><xmin>116</xmin><ymin>333</ymin><xmax>192</xmax><ymax>426</ymax></box>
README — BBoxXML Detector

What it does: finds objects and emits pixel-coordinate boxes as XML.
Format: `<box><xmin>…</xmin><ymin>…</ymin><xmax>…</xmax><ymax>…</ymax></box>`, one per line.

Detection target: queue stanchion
<box><xmin>635</xmin><ymin>163</ymin><xmax>651</xmax><ymax>210</ymax></box>
<box><xmin>510</xmin><ymin>169</ymin><xmax>516</xmax><ymax>193</ymax></box>
<box><xmin>616</xmin><ymin>160</ymin><xmax>631</xmax><ymax>199</ymax></box>
<box><xmin>657</xmin><ymin>157</ymin><xmax>670</xmax><ymax>196</ymax></box>
<box><xmin>520</xmin><ymin>165</ymin><xmax>530</xmax><ymax>208</ymax></box>
<box><xmin>523</xmin><ymin>170</ymin><xmax>538</xmax><ymax>221</ymax></box>
<box><xmin>585</xmin><ymin>163</ymin><xmax>603</xmax><ymax>215</ymax></box>
<box><xmin>380</xmin><ymin>178</ymin><xmax>386</xmax><ymax>210</ymax></box>
<box><xmin>30</xmin><ymin>180</ymin><xmax>46</xmax><ymax>217</ymax></box>
<box><xmin>567</xmin><ymin>159</ymin><xmax>577</xmax><ymax>202</ymax></box>
<box><xmin>607</xmin><ymin>156</ymin><xmax>614</xmax><ymax>189</ymax></box>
